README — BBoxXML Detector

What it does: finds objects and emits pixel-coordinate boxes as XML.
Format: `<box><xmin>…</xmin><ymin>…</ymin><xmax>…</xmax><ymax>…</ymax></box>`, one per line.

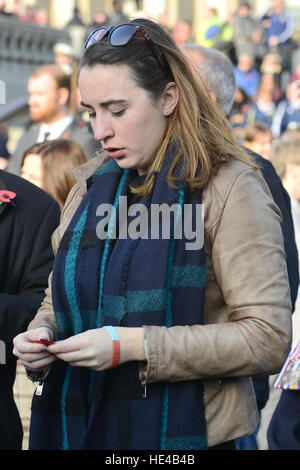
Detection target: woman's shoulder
<box><xmin>206</xmin><ymin>158</ymin><xmax>261</xmax><ymax>198</ymax></box>
<box><xmin>203</xmin><ymin>158</ymin><xmax>272</xmax><ymax>233</ymax></box>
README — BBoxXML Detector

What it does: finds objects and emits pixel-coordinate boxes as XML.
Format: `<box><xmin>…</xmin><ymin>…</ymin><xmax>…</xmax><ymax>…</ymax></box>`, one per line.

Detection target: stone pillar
<box><xmin>166</xmin><ymin>0</ymin><xmax>178</xmax><ymax>28</ymax></box>
<box><xmin>49</xmin><ymin>0</ymin><xmax>73</xmax><ymax>28</ymax></box>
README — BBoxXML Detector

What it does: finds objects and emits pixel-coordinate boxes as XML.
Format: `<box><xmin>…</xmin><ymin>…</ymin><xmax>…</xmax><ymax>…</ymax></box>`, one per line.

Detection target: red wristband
<box><xmin>104</xmin><ymin>326</ymin><xmax>120</xmax><ymax>369</ymax></box>
<box><xmin>110</xmin><ymin>340</ymin><xmax>121</xmax><ymax>369</ymax></box>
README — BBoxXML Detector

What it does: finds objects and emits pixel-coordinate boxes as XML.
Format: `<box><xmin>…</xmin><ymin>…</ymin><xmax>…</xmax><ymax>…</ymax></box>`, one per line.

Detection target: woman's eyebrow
<box><xmin>80</xmin><ymin>99</ymin><xmax>128</xmax><ymax>108</ymax></box>
<box><xmin>80</xmin><ymin>101</ymin><xmax>93</xmax><ymax>109</ymax></box>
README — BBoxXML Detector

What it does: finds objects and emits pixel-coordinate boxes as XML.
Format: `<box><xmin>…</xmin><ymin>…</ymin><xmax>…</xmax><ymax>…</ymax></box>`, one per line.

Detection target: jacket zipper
<box><xmin>35</xmin><ymin>381</ymin><xmax>44</xmax><ymax>396</ymax></box>
<box><xmin>140</xmin><ymin>370</ymin><xmax>147</xmax><ymax>399</ymax></box>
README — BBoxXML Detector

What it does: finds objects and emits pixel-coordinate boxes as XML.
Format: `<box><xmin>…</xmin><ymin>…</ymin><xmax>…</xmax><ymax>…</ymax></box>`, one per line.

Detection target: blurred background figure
<box><xmin>243</xmin><ymin>122</ymin><xmax>273</xmax><ymax>160</ymax></box>
<box><xmin>89</xmin><ymin>11</ymin><xmax>109</xmax><ymax>29</ymax></box>
<box><xmin>54</xmin><ymin>43</ymin><xmax>76</xmax><ymax>69</ymax></box>
<box><xmin>21</xmin><ymin>139</ymin><xmax>88</xmax><ymax>210</ymax></box>
<box><xmin>172</xmin><ymin>20</ymin><xmax>195</xmax><ymax>46</ymax></box>
<box><xmin>260</xmin><ymin>71</ymin><xmax>285</xmax><ymax>105</ymax></box>
<box><xmin>266</xmin><ymin>135</ymin><xmax>300</xmax><ymax>452</ymax></box>
<box><xmin>7</xmin><ymin>64</ymin><xmax>97</xmax><ymax>175</ymax></box>
<box><xmin>261</xmin><ymin>0</ymin><xmax>294</xmax><ymax>85</ymax></box>
<box><xmin>272</xmin><ymin>80</ymin><xmax>300</xmax><ymax>136</ymax></box>
<box><xmin>248</xmin><ymin>86</ymin><xmax>277</xmax><ymax>127</ymax></box>
<box><xmin>230</xmin><ymin>87</ymin><xmax>253</xmax><ymax>132</ymax></box>
<box><xmin>290</xmin><ymin>60</ymin><xmax>300</xmax><ymax>83</ymax></box>
<box><xmin>271</xmin><ymin>134</ymin><xmax>300</xmax><ymax>257</ymax></box>
<box><xmin>260</xmin><ymin>51</ymin><xmax>282</xmax><ymax>77</ymax></box>
<box><xmin>195</xmin><ymin>7</ymin><xmax>225</xmax><ymax>48</ymax></box>
<box><xmin>270</xmin><ymin>133</ymin><xmax>300</xmax><ymax>342</ymax></box>
<box><xmin>234</xmin><ymin>53</ymin><xmax>261</xmax><ymax>98</ymax></box>
<box><xmin>232</xmin><ymin>1</ymin><xmax>266</xmax><ymax>67</ymax></box>
<box><xmin>0</xmin><ymin>123</ymin><xmax>11</xmax><ymax>170</ymax></box>
<box><xmin>107</xmin><ymin>0</ymin><xmax>128</xmax><ymax>26</ymax></box>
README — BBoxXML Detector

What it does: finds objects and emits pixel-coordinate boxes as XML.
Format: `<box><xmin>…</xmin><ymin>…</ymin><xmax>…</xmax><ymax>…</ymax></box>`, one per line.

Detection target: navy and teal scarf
<box><xmin>29</xmin><ymin>147</ymin><xmax>208</xmax><ymax>450</ymax></box>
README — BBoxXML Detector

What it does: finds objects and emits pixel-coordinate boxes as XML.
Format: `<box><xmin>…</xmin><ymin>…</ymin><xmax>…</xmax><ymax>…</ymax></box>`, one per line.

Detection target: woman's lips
<box><xmin>105</xmin><ymin>148</ymin><xmax>125</xmax><ymax>159</ymax></box>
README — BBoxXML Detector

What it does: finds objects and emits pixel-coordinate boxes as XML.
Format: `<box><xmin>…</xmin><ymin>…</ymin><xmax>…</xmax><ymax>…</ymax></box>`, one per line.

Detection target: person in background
<box><xmin>7</xmin><ymin>64</ymin><xmax>97</xmax><ymax>176</ymax></box>
<box><xmin>13</xmin><ymin>18</ymin><xmax>292</xmax><ymax>451</ymax></box>
<box><xmin>0</xmin><ymin>169</ymin><xmax>60</xmax><ymax>449</ymax></box>
<box><xmin>271</xmin><ymin>135</ymin><xmax>300</xmax><ymax>263</ymax></box>
<box><xmin>0</xmin><ymin>124</ymin><xmax>10</xmax><ymax>170</ymax></box>
<box><xmin>272</xmin><ymin>80</ymin><xmax>300</xmax><ymax>137</ymax></box>
<box><xmin>243</xmin><ymin>122</ymin><xmax>273</xmax><ymax>160</ymax></box>
<box><xmin>230</xmin><ymin>87</ymin><xmax>253</xmax><ymax>132</ymax></box>
<box><xmin>195</xmin><ymin>7</ymin><xmax>225</xmax><ymax>48</ymax></box>
<box><xmin>183</xmin><ymin>43</ymin><xmax>298</xmax><ymax>450</ymax></box>
<box><xmin>234</xmin><ymin>53</ymin><xmax>261</xmax><ymax>98</ymax></box>
<box><xmin>107</xmin><ymin>0</ymin><xmax>129</xmax><ymax>26</ymax></box>
<box><xmin>89</xmin><ymin>12</ymin><xmax>109</xmax><ymax>30</ymax></box>
<box><xmin>248</xmin><ymin>86</ymin><xmax>277</xmax><ymax>128</ymax></box>
<box><xmin>290</xmin><ymin>61</ymin><xmax>300</xmax><ymax>84</ymax></box>
<box><xmin>172</xmin><ymin>20</ymin><xmax>195</xmax><ymax>46</ymax></box>
<box><xmin>232</xmin><ymin>1</ymin><xmax>265</xmax><ymax>66</ymax></box>
<box><xmin>54</xmin><ymin>43</ymin><xmax>77</xmax><ymax>75</ymax></box>
<box><xmin>267</xmin><ymin>134</ymin><xmax>300</xmax><ymax>450</ymax></box>
<box><xmin>259</xmin><ymin>72</ymin><xmax>284</xmax><ymax>105</ymax></box>
<box><xmin>261</xmin><ymin>0</ymin><xmax>294</xmax><ymax>83</ymax></box>
<box><xmin>21</xmin><ymin>139</ymin><xmax>88</xmax><ymax>210</ymax></box>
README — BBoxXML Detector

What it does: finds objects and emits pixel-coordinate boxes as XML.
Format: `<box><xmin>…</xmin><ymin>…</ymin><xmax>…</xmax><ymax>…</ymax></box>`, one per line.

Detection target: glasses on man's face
<box><xmin>84</xmin><ymin>23</ymin><xmax>165</xmax><ymax>69</ymax></box>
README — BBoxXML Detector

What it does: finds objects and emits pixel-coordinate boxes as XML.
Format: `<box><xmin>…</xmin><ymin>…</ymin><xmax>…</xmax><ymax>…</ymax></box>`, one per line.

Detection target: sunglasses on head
<box><xmin>84</xmin><ymin>23</ymin><xmax>165</xmax><ymax>69</ymax></box>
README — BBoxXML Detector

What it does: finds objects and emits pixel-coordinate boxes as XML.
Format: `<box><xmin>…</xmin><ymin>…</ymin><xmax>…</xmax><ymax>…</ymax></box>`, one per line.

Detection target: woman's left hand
<box><xmin>47</xmin><ymin>327</ymin><xmax>145</xmax><ymax>371</ymax></box>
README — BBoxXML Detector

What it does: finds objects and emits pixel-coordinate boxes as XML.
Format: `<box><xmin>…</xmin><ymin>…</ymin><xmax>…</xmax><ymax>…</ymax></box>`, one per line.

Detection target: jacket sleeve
<box><xmin>27</xmin><ymin>184</ymin><xmax>82</xmax><ymax>336</ymax></box>
<box><xmin>0</xmin><ymin>199</ymin><xmax>60</xmax><ymax>350</ymax></box>
<box><xmin>141</xmin><ymin>168</ymin><xmax>293</xmax><ymax>384</ymax></box>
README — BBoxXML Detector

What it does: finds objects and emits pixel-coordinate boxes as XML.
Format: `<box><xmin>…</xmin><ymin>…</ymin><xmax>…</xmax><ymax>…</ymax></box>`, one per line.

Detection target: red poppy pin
<box><xmin>0</xmin><ymin>190</ymin><xmax>16</xmax><ymax>205</ymax></box>
<box><xmin>62</xmin><ymin>132</ymin><xmax>69</xmax><ymax>139</ymax></box>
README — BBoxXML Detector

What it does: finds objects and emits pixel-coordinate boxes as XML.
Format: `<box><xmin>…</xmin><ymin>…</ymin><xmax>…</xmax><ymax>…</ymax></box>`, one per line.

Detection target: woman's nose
<box><xmin>93</xmin><ymin>116</ymin><xmax>114</xmax><ymax>142</ymax></box>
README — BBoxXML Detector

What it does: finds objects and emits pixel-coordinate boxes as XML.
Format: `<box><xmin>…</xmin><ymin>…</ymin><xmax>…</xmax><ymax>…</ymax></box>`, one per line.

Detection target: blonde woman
<box><xmin>14</xmin><ymin>19</ymin><xmax>291</xmax><ymax>450</ymax></box>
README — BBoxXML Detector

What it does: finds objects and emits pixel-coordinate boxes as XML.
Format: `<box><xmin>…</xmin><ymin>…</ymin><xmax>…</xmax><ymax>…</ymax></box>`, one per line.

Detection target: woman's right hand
<box><xmin>13</xmin><ymin>327</ymin><xmax>57</xmax><ymax>372</ymax></box>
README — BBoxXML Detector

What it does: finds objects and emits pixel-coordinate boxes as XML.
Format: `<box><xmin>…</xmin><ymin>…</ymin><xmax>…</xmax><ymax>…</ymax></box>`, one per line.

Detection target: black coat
<box><xmin>0</xmin><ymin>170</ymin><xmax>60</xmax><ymax>449</ymax></box>
<box><xmin>247</xmin><ymin>150</ymin><xmax>299</xmax><ymax>413</ymax></box>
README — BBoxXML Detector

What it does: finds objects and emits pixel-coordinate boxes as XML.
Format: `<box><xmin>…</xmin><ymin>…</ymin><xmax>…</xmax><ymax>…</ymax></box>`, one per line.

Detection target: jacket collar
<box><xmin>72</xmin><ymin>149</ymin><xmax>108</xmax><ymax>195</ymax></box>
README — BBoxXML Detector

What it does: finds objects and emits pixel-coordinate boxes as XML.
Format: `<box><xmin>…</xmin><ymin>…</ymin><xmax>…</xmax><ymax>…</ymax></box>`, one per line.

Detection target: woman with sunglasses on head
<box><xmin>13</xmin><ymin>19</ymin><xmax>292</xmax><ymax>450</ymax></box>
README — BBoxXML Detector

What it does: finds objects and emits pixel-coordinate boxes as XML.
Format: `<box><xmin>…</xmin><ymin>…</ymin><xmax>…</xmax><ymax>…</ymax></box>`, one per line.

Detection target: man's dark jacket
<box><xmin>247</xmin><ymin>150</ymin><xmax>299</xmax><ymax>411</ymax></box>
<box><xmin>0</xmin><ymin>170</ymin><xmax>60</xmax><ymax>449</ymax></box>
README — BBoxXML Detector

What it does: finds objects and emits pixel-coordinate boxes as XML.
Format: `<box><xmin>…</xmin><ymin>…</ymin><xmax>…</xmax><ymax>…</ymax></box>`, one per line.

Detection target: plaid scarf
<box><xmin>29</xmin><ymin>147</ymin><xmax>208</xmax><ymax>450</ymax></box>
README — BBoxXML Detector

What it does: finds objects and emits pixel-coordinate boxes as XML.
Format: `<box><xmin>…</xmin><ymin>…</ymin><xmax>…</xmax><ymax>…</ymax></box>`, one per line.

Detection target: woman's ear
<box><xmin>162</xmin><ymin>82</ymin><xmax>179</xmax><ymax>117</ymax></box>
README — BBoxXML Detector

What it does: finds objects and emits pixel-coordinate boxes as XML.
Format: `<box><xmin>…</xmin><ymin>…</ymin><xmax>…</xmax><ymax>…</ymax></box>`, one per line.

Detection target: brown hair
<box><xmin>243</xmin><ymin>122</ymin><xmax>272</xmax><ymax>143</ymax></box>
<box><xmin>271</xmin><ymin>134</ymin><xmax>300</xmax><ymax>179</ymax></box>
<box><xmin>31</xmin><ymin>64</ymin><xmax>71</xmax><ymax>91</ymax></box>
<box><xmin>22</xmin><ymin>139</ymin><xmax>88</xmax><ymax>208</ymax></box>
<box><xmin>82</xmin><ymin>18</ymin><xmax>256</xmax><ymax>195</ymax></box>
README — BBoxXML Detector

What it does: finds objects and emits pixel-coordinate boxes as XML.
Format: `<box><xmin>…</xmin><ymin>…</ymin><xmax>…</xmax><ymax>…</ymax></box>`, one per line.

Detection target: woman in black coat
<box><xmin>0</xmin><ymin>170</ymin><xmax>60</xmax><ymax>449</ymax></box>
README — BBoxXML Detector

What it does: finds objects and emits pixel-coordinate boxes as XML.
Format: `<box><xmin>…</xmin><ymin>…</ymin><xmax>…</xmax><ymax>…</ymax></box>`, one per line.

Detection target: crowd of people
<box><xmin>0</xmin><ymin>0</ymin><xmax>299</xmax><ymax>452</ymax></box>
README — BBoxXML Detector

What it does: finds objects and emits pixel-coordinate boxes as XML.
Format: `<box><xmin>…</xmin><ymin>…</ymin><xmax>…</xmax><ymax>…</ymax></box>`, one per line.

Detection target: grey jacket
<box><xmin>7</xmin><ymin>120</ymin><xmax>98</xmax><ymax>175</ymax></box>
<box><xmin>28</xmin><ymin>151</ymin><xmax>292</xmax><ymax>447</ymax></box>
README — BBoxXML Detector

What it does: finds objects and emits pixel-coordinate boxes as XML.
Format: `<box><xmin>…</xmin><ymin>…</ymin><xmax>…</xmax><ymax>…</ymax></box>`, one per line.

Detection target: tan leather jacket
<box><xmin>28</xmin><ymin>151</ymin><xmax>292</xmax><ymax>447</ymax></box>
